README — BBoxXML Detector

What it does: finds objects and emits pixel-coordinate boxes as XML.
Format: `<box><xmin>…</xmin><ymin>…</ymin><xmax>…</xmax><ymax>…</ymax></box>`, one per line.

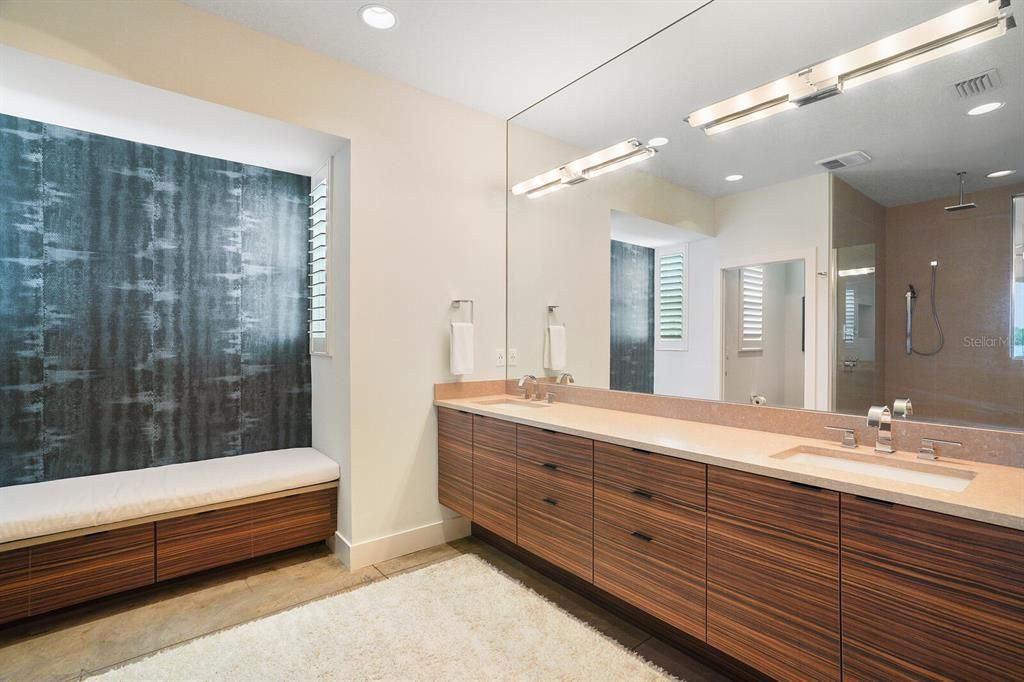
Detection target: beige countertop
<box><xmin>435</xmin><ymin>395</ymin><xmax>1024</xmax><ymax>531</ymax></box>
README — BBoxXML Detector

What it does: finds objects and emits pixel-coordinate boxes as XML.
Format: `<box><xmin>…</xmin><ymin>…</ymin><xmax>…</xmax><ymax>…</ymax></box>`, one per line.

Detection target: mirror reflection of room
<box><xmin>507</xmin><ymin>0</ymin><xmax>1023</xmax><ymax>431</ymax></box>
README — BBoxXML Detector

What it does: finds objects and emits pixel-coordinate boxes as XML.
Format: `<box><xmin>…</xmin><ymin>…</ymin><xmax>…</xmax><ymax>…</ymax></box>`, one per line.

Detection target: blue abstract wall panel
<box><xmin>610</xmin><ymin>240</ymin><xmax>655</xmax><ymax>394</ymax></box>
<box><xmin>0</xmin><ymin>114</ymin><xmax>311</xmax><ymax>486</ymax></box>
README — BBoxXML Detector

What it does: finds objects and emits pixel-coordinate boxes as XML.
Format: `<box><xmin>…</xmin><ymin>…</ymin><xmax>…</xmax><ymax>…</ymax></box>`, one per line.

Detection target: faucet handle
<box><xmin>918</xmin><ymin>438</ymin><xmax>961</xmax><ymax>461</ymax></box>
<box><xmin>866</xmin><ymin>405</ymin><xmax>891</xmax><ymax>428</ymax></box>
<box><xmin>893</xmin><ymin>398</ymin><xmax>913</xmax><ymax>419</ymax></box>
<box><xmin>824</xmin><ymin>426</ymin><xmax>857</xmax><ymax>449</ymax></box>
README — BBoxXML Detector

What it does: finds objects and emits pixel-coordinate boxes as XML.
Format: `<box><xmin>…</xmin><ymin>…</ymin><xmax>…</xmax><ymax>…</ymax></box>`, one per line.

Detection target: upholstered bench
<box><xmin>0</xmin><ymin>448</ymin><xmax>339</xmax><ymax>625</ymax></box>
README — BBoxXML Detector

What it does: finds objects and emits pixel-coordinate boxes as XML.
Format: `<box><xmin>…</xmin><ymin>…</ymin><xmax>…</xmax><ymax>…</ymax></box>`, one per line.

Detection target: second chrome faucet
<box><xmin>866</xmin><ymin>405</ymin><xmax>894</xmax><ymax>453</ymax></box>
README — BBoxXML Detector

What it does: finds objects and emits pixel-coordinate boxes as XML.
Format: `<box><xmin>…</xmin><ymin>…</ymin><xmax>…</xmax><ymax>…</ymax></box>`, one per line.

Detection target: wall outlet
<box><xmin>508</xmin><ymin>348</ymin><xmax>518</xmax><ymax>366</ymax></box>
<box><xmin>495</xmin><ymin>348</ymin><xmax>506</xmax><ymax>367</ymax></box>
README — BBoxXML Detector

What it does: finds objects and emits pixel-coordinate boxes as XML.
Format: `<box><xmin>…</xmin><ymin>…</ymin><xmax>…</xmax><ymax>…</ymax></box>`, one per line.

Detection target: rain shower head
<box><xmin>944</xmin><ymin>171</ymin><xmax>977</xmax><ymax>212</ymax></box>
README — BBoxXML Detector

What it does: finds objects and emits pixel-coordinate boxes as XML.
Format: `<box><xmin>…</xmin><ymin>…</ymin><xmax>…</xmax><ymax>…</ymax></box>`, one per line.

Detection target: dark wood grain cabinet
<box><xmin>437</xmin><ymin>407</ymin><xmax>473</xmax><ymax>518</ymax></box>
<box><xmin>841</xmin><ymin>494</ymin><xmax>1024</xmax><ymax>682</ymax></box>
<box><xmin>0</xmin><ymin>548</ymin><xmax>31</xmax><ymax>623</ymax></box>
<box><xmin>472</xmin><ymin>415</ymin><xmax>517</xmax><ymax>542</ymax></box>
<box><xmin>435</xmin><ymin>408</ymin><xmax>1022</xmax><ymax>682</ymax></box>
<box><xmin>30</xmin><ymin>524</ymin><xmax>156</xmax><ymax>616</ymax></box>
<box><xmin>516</xmin><ymin>425</ymin><xmax>594</xmax><ymax>581</ymax></box>
<box><xmin>707</xmin><ymin>466</ymin><xmax>841</xmax><ymax>682</ymax></box>
<box><xmin>593</xmin><ymin>442</ymin><xmax>706</xmax><ymax>639</ymax></box>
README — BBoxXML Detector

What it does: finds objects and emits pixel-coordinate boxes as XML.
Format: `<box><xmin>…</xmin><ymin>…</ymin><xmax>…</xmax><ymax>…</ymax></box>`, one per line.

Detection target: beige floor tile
<box><xmin>372</xmin><ymin>542</ymin><xmax>463</xmax><ymax>576</ymax></box>
<box><xmin>0</xmin><ymin>545</ymin><xmax>380</xmax><ymax>682</ymax></box>
<box><xmin>634</xmin><ymin>637</ymin><xmax>732</xmax><ymax>682</ymax></box>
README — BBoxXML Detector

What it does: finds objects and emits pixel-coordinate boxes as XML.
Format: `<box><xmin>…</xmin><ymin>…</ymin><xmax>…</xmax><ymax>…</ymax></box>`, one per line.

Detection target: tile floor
<box><xmin>0</xmin><ymin>537</ymin><xmax>728</xmax><ymax>682</ymax></box>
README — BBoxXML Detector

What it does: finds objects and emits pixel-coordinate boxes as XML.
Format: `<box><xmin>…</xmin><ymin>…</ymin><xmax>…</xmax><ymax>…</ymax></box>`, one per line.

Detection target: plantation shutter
<box><xmin>843</xmin><ymin>288</ymin><xmax>856</xmax><ymax>344</ymax></box>
<box><xmin>309</xmin><ymin>161</ymin><xmax>329</xmax><ymax>355</ymax></box>
<box><xmin>658</xmin><ymin>253</ymin><xmax>685</xmax><ymax>341</ymax></box>
<box><xmin>739</xmin><ymin>265</ymin><xmax>764</xmax><ymax>352</ymax></box>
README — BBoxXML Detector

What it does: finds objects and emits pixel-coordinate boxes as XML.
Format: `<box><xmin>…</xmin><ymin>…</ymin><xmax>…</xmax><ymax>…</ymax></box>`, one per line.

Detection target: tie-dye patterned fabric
<box><xmin>0</xmin><ymin>114</ymin><xmax>311</xmax><ymax>486</ymax></box>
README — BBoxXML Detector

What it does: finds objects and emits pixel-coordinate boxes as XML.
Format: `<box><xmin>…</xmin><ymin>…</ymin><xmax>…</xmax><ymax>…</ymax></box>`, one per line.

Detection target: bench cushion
<box><xmin>0</xmin><ymin>449</ymin><xmax>339</xmax><ymax>545</ymax></box>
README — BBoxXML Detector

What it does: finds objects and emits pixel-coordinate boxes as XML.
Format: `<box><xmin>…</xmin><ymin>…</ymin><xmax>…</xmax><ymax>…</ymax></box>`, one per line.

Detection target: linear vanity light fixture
<box><xmin>684</xmin><ymin>0</ymin><xmax>1015</xmax><ymax>136</ymax></box>
<box><xmin>838</xmin><ymin>266</ymin><xmax>876</xmax><ymax>277</ymax></box>
<box><xmin>510</xmin><ymin>138</ymin><xmax>658</xmax><ymax>198</ymax></box>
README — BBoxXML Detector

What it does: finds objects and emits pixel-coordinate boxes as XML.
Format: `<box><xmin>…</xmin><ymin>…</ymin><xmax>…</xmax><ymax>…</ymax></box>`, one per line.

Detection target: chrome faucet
<box><xmin>893</xmin><ymin>397</ymin><xmax>913</xmax><ymax>419</ymax></box>
<box><xmin>866</xmin><ymin>405</ymin><xmax>894</xmax><ymax>453</ymax></box>
<box><xmin>556</xmin><ymin>372</ymin><xmax>575</xmax><ymax>385</ymax></box>
<box><xmin>517</xmin><ymin>375</ymin><xmax>538</xmax><ymax>400</ymax></box>
<box><xmin>918</xmin><ymin>437</ymin><xmax>961</xmax><ymax>461</ymax></box>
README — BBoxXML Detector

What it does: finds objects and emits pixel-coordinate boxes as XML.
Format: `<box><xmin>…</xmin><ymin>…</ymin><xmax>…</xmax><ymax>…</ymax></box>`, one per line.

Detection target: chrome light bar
<box><xmin>686</xmin><ymin>0</ymin><xmax>1014</xmax><ymax>136</ymax></box>
<box><xmin>511</xmin><ymin>138</ymin><xmax>658</xmax><ymax>198</ymax></box>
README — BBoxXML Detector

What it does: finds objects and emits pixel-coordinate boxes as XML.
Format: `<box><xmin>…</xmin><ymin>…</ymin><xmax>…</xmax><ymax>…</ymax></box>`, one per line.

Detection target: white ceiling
<box><xmin>610</xmin><ymin>210</ymin><xmax>704</xmax><ymax>248</ymax></box>
<box><xmin>513</xmin><ymin>0</ymin><xmax>1024</xmax><ymax>206</ymax></box>
<box><xmin>183</xmin><ymin>0</ymin><xmax>707</xmax><ymax>119</ymax></box>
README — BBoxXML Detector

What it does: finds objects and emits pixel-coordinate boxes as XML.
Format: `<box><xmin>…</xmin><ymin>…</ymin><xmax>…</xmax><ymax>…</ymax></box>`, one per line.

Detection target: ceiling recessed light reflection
<box><xmin>967</xmin><ymin>101</ymin><xmax>1004</xmax><ymax>116</ymax></box>
<box><xmin>648</xmin><ymin>137</ymin><xmax>669</xmax><ymax>147</ymax></box>
<box><xmin>725</xmin><ymin>174</ymin><xmax>744</xmax><ymax>182</ymax></box>
<box><xmin>360</xmin><ymin>4</ymin><xmax>397</xmax><ymax>30</ymax></box>
<box><xmin>986</xmin><ymin>170</ymin><xmax>1016</xmax><ymax>178</ymax></box>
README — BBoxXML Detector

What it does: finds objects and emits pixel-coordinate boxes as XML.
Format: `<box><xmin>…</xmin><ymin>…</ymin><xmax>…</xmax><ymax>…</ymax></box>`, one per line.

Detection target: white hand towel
<box><xmin>450</xmin><ymin>322</ymin><xmax>474</xmax><ymax>375</ymax></box>
<box><xmin>544</xmin><ymin>324</ymin><xmax>566</xmax><ymax>371</ymax></box>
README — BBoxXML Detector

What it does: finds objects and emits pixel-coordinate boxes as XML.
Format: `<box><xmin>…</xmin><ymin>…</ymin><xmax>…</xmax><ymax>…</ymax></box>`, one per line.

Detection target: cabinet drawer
<box><xmin>517</xmin><ymin>456</ymin><xmax>592</xmax><ymax>517</ymax></box>
<box><xmin>473</xmin><ymin>445</ymin><xmax>516</xmax><ymax>542</ymax></box>
<box><xmin>841</xmin><ymin>494</ymin><xmax>1024</xmax><ymax>682</ymax></box>
<box><xmin>516</xmin><ymin>425</ymin><xmax>592</xmax><ymax>477</ymax></box>
<box><xmin>156</xmin><ymin>505</ymin><xmax>252</xmax><ymax>581</ymax></box>
<box><xmin>30</xmin><ymin>524</ymin><xmax>154</xmax><ymax>615</ymax></box>
<box><xmin>595</xmin><ymin>519</ymin><xmax>705</xmax><ymax>639</ymax></box>
<box><xmin>595</xmin><ymin>480</ymin><xmax>704</xmax><ymax>556</ymax></box>
<box><xmin>708</xmin><ymin>466</ymin><xmax>838</xmax><ymax>544</ymax></box>
<box><xmin>707</xmin><ymin>510</ymin><xmax>840</xmax><ymax>682</ymax></box>
<box><xmin>474</xmin><ymin>414</ymin><xmax>515</xmax><ymax>455</ymax></box>
<box><xmin>252</xmin><ymin>488</ymin><xmax>337</xmax><ymax>557</ymax></box>
<box><xmin>438</xmin><ymin>408</ymin><xmax>473</xmax><ymax>518</ymax></box>
<box><xmin>517</xmin><ymin>499</ymin><xmax>592</xmax><ymax>581</ymax></box>
<box><xmin>594</xmin><ymin>441</ymin><xmax>705</xmax><ymax>510</ymax></box>
<box><xmin>0</xmin><ymin>548</ymin><xmax>31</xmax><ymax>624</ymax></box>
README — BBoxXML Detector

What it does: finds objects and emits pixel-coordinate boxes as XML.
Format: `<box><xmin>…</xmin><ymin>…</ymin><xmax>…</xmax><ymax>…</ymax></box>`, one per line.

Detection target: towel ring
<box><xmin>546</xmin><ymin>305</ymin><xmax>563</xmax><ymax>327</ymax></box>
<box><xmin>451</xmin><ymin>299</ymin><xmax>474</xmax><ymax>324</ymax></box>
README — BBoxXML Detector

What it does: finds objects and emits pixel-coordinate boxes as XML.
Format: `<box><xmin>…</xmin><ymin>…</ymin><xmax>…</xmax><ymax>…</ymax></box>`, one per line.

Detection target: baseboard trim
<box><xmin>332</xmin><ymin>516</ymin><xmax>471</xmax><ymax>569</ymax></box>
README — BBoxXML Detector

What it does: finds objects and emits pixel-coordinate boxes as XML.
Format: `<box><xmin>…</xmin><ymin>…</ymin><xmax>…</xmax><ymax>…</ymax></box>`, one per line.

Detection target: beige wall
<box><xmin>0</xmin><ymin>0</ymin><xmax>507</xmax><ymax>564</ymax></box>
<box><xmin>883</xmin><ymin>183</ymin><xmax>1024</xmax><ymax>429</ymax></box>
<box><xmin>507</xmin><ymin>123</ymin><xmax>714</xmax><ymax>387</ymax></box>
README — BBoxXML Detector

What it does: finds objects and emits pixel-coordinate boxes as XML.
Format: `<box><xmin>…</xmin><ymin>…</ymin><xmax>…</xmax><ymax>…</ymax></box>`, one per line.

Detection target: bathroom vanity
<box><xmin>435</xmin><ymin>398</ymin><xmax>1023</xmax><ymax>682</ymax></box>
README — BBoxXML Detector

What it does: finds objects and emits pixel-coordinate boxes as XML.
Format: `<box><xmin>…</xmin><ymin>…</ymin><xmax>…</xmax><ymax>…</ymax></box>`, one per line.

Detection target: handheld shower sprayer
<box><xmin>905</xmin><ymin>260</ymin><xmax>944</xmax><ymax>356</ymax></box>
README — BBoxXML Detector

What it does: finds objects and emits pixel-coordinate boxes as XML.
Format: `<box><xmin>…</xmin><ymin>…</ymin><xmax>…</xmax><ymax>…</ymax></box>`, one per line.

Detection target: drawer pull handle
<box><xmin>542</xmin><ymin>497</ymin><xmax>559</xmax><ymax>506</ymax></box>
<box><xmin>542</xmin><ymin>429</ymin><xmax>557</xmax><ymax>434</ymax></box>
<box><xmin>86</xmin><ymin>530</ymin><xmax>110</xmax><ymax>538</ymax></box>
<box><xmin>631</xmin><ymin>531</ymin><xmax>653</xmax><ymax>542</ymax></box>
<box><xmin>541</xmin><ymin>462</ymin><xmax>559</xmax><ymax>470</ymax></box>
<box><xmin>788</xmin><ymin>481</ymin><xmax>822</xmax><ymax>492</ymax></box>
<box><xmin>631</xmin><ymin>489</ymin><xmax>653</xmax><ymax>499</ymax></box>
<box><xmin>631</xmin><ymin>448</ymin><xmax>651</xmax><ymax>455</ymax></box>
<box><xmin>856</xmin><ymin>495</ymin><xmax>895</xmax><ymax>507</ymax></box>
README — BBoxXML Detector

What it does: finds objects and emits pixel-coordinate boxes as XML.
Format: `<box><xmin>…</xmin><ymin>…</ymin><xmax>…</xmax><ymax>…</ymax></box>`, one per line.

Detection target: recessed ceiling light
<box><xmin>986</xmin><ymin>169</ymin><xmax>1016</xmax><ymax>178</ymax></box>
<box><xmin>360</xmin><ymin>4</ymin><xmax>397</xmax><ymax>30</ymax></box>
<box><xmin>967</xmin><ymin>101</ymin><xmax>1004</xmax><ymax>116</ymax></box>
<box><xmin>725</xmin><ymin>174</ymin><xmax>743</xmax><ymax>182</ymax></box>
<box><xmin>648</xmin><ymin>137</ymin><xmax>669</xmax><ymax>147</ymax></box>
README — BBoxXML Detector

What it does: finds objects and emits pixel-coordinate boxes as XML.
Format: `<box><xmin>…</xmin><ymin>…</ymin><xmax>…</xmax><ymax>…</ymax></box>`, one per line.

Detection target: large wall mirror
<box><xmin>507</xmin><ymin>0</ymin><xmax>1023</xmax><ymax>431</ymax></box>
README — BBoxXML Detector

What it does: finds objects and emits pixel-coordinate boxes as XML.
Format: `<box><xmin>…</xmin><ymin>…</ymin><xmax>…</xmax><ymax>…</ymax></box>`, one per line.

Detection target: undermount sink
<box><xmin>772</xmin><ymin>446</ymin><xmax>976</xmax><ymax>492</ymax></box>
<box><xmin>474</xmin><ymin>398</ymin><xmax>551</xmax><ymax>412</ymax></box>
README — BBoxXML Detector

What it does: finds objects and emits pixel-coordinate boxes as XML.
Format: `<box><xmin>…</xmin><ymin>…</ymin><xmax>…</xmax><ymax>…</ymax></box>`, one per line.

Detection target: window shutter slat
<box><xmin>658</xmin><ymin>252</ymin><xmax>686</xmax><ymax>342</ymax></box>
<box><xmin>308</xmin><ymin>161</ymin><xmax>330</xmax><ymax>346</ymax></box>
<box><xmin>739</xmin><ymin>265</ymin><xmax>764</xmax><ymax>352</ymax></box>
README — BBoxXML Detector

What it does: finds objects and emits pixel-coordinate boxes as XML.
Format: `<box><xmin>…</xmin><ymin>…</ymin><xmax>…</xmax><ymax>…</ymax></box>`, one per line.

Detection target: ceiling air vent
<box><xmin>952</xmin><ymin>69</ymin><xmax>1001</xmax><ymax>98</ymax></box>
<box><xmin>817</xmin><ymin>150</ymin><xmax>872</xmax><ymax>171</ymax></box>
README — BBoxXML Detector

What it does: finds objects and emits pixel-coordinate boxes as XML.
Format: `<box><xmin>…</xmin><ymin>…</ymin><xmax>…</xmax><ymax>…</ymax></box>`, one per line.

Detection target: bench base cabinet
<box><xmin>0</xmin><ymin>486</ymin><xmax>337</xmax><ymax>625</ymax></box>
<box><xmin>438</xmin><ymin>407</ymin><xmax>1022</xmax><ymax>682</ymax></box>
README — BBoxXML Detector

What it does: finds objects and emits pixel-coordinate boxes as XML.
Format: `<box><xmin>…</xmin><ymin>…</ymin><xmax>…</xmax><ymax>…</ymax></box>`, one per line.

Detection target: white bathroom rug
<box><xmin>91</xmin><ymin>553</ymin><xmax>675</xmax><ymax>681</ymax></box>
